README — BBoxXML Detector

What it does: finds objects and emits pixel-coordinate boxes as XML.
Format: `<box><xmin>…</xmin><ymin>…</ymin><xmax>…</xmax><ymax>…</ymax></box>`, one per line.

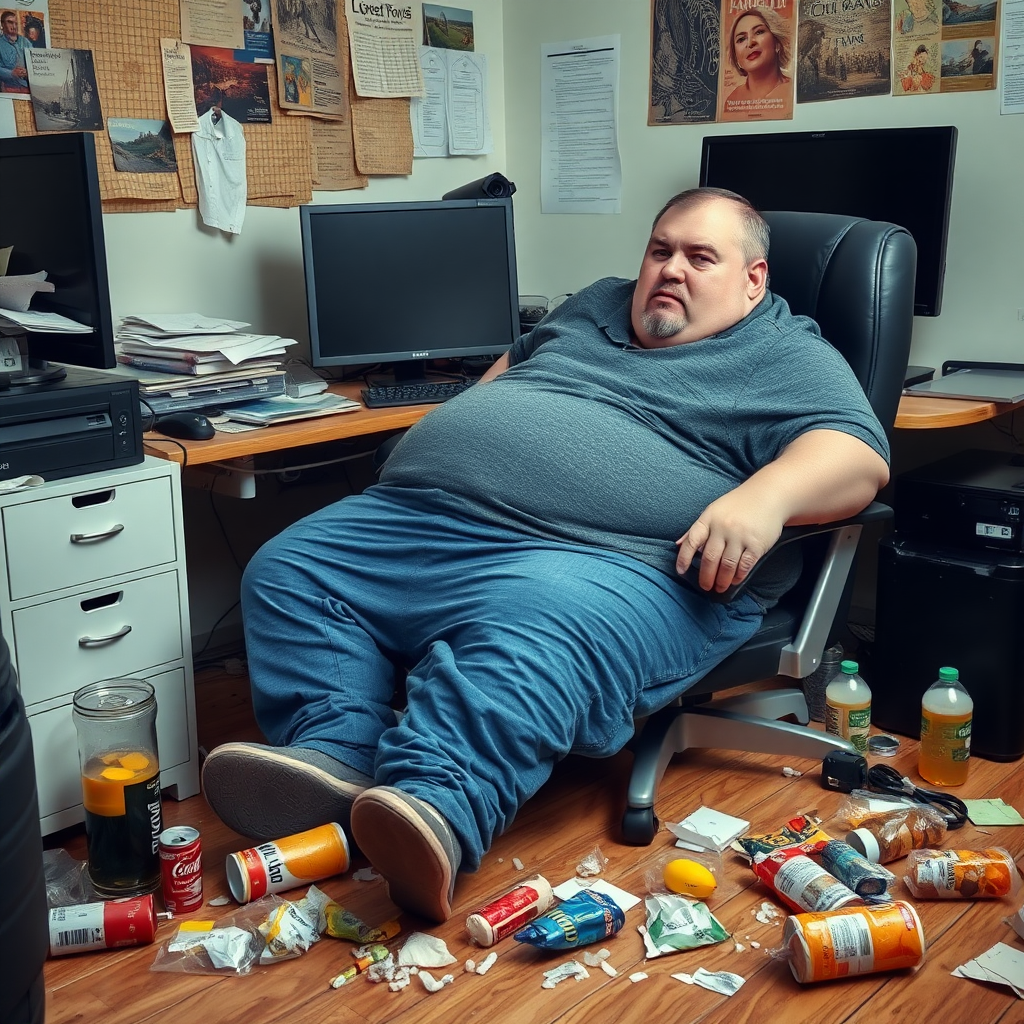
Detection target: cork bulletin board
<box><xmin>12</xmin><ymin>0</ymin><xmax>325</xmax><ymax>213</ymax></box>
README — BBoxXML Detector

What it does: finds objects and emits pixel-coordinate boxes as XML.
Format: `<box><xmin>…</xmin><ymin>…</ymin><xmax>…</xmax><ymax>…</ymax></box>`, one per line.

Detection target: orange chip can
<box><xmin>784</xmin><ymin>901</ymin><xmax>926</xmax><ymax>983</ymax></box>
<box><xmin>225</xmin><ymin>822</ymin><xmax>350</xmax><ymax>903</ymax></box>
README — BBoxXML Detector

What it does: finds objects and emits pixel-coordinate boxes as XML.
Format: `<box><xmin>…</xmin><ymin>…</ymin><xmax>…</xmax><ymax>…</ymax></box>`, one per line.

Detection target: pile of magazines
<box><xmin>114</xmin><ymin>312</ymin><xmax>297</xmax><ymax>415</ymax></box>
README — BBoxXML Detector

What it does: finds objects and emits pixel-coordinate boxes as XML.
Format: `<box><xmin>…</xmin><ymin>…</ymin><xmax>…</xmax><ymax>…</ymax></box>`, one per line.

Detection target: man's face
<box><xmin>2</xmin><ymin>15</ymin><xmax>17</xmax><ymax>37</ymax></box>
<box><xmin>630</xmin><ymin>199</ymin><xmax>767</xmax><ymax>348</ymax></box>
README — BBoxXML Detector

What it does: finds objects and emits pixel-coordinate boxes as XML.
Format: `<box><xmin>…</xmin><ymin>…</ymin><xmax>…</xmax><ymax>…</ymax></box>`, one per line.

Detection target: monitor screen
<box><xmin>699</xmin><ymin>126</ymin><xmax>957</xmax><ymax>317</ymax></box>
<box><xmin>300</xmin><ymin>198</ymin><xmax>520</xmax><ymax>380</ymax></box>
<box><xmin>0</xmin><ymin>131</ymin><xmax>116</xmax><ymax>371</ymax></box>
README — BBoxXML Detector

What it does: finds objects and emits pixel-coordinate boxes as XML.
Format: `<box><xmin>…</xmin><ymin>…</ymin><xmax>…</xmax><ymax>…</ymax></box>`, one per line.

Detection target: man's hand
<box><xmin>674</xmin><ymin>429</ymin><xmax>889</xmax><ymax>595</ymax></box>
<box><xmin>675</xmin><ymin>491</ymin><xmax>786</xmax><ymax>594</ymax></box>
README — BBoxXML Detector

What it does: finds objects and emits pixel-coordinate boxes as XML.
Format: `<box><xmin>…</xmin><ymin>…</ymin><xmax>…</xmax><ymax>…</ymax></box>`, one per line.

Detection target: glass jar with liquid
<box><xmin>73</xmin><ymin>679</ymin><xmax>162</xmax><ymax>898</ymax></box>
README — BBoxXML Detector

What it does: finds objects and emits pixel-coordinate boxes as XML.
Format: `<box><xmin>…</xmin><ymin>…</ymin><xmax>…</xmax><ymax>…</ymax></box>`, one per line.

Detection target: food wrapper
<box><xmin>640</xmin><ymin>894</ymin><xmax>729</xmax><ymax>957</ymax></box>
<box><xmin>903</xmin><ymin>848</ymin><xmax>1022</xmax><ymax>899</ymax></box>
<box><xmin>514</xmin><ymin>890</ymin><xmax>625</xmax><ymax>950</ymax></box>
<box><xmin>737</xmin><ymin>815</ymin><xmax>832</xmax><ymax>860</ymax></box>
<box><xmin>751</xmin><ymin>846</ymin><xmax>861</xmax><ymax>914</ymax></box>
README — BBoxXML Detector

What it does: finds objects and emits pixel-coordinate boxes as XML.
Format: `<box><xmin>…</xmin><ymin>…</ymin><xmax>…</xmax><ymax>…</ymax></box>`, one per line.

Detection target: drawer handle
<box><xmin>78</xmin><ymin>625</ymin><xmax>132</xmax><ymax>647</ymax></box>
<box><xmin>70</xmin><ymin>524</ymin><xmax>125</xmax><ymax>544</ymax></box>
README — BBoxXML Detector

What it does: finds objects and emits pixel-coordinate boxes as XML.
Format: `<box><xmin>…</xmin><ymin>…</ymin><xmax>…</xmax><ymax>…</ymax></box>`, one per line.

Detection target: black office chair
<box><xmin>621</xmin><ymin>211</ymin><xmax>917</xmax><ymax>844</ymax></box>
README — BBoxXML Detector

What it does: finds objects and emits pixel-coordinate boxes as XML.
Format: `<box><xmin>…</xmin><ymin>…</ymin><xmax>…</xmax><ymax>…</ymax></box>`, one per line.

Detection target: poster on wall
<box><xmin>422</xmin><ymin>4</ymin><xmax>474</xmax><ymax>49</ymax></box>
<box><xmin>26</xmin><ymin>48</ymin><xmax>103</xmax><ymax>130</ymax></box>
<box><xmin>797</xmin><ymin>0</ymin><xmax>892</xmax><ymax>103</ymax></box>
<box><xmin>718</xmin><ymin>1</ymin><xmax>796</xmax><ymax>122</ymax></box>
<box><xmin>649</xmin><ymin>0</ymin><xmax>721</xmax><ymax>124</ymax></box>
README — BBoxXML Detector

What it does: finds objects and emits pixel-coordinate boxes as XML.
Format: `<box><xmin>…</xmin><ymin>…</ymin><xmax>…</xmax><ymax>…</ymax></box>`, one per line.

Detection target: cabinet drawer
<box><xmin>30</xmin><ymin>666</ymin><xmax>192</xmax><ymax>822</ymax></box>
<box><xmin>13</xmin><ymin>571</ymin><xmax>183</xmax><ymax>706</ymax></box>
<box><xmin>3</xmin><ymin>476</ymin><xmax>176</xmax><ymax>600</ymax></box>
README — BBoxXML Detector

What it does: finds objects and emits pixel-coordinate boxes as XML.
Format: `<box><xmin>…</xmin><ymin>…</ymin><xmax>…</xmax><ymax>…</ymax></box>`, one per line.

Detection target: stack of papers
<box><xmin>0</xmin><ymin>309</ymin><xmax>94</xmax><ymax>333</ymax></box>
<box><xmin>114</xmin><ymin>312</ymin><xmax>299</xmax><ymax>413</ymax></box>
<box><xmin>223</xmin><ymin>393</ymin><xmax>360</xmax><ymax>426</ymax></box>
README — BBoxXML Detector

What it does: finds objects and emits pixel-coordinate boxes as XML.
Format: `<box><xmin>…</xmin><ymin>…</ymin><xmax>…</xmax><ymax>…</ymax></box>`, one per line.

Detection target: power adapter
<box><xmin>821</xmin><ymin>750</ymin><xmax>868</xmax><ymax>792</ymax></box>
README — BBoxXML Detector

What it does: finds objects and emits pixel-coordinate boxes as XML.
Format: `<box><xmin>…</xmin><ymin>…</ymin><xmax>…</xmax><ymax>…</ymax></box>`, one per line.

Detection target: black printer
<box><xmin>0</xmin><ymin>366</ymin><xmax>143</xmax><ymax>482</ymax></box>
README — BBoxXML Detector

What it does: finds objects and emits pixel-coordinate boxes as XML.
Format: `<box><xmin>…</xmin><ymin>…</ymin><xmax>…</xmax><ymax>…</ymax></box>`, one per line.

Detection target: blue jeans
<box><xmin>241</xmin><ymin>486</ymin><xmax>763</xmax><ymax>869</ymax></box>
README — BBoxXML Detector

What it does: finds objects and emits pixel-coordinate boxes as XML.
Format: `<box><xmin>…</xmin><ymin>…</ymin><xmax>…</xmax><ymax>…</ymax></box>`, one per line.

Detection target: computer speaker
<box><xmin>442</xmin><ymin>172</ymin><xmax>516</xmax><ymax>201</ymax></box>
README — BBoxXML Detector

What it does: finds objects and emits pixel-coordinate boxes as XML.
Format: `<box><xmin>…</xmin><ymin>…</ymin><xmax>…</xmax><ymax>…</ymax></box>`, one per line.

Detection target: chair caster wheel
<box><xmin>622</xmin><ymin>806</ymin><xmax>658</xmax><ymax>845</ymax></box>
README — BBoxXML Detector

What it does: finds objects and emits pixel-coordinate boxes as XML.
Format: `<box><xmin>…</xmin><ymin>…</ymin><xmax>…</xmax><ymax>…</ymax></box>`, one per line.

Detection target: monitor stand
<box><xmin>387</xmin><ymin>359</ymin><xmax>432</xmax><ymax>386</ymax></box>
<box><xmin>0</xmin><ymin>331</ymin><xmax>67</xmax><ymax>388</ymax></box>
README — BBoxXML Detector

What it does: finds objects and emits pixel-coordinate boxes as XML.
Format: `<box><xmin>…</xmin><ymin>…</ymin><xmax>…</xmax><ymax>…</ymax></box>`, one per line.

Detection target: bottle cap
<box><xmin>938</xmin><ymin>666</ymin><xmax>958</xmax><ymax>681</ymax></box>
<box><xmin>847</xmin><ymin>828</ymin><xmax>880</xmax><ymax>863</ymax></box>
<box><xmin>840</xmin><ymin>660</ymin><xmax>859</xmax><ymax>674</ymax></box>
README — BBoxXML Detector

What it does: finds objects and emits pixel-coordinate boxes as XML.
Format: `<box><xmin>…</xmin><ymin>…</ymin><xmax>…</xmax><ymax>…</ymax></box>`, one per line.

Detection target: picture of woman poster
<box><xmin>719</xmin><ymin>6</ymin><xmax>795</xmax><ymax>122</ymax></box>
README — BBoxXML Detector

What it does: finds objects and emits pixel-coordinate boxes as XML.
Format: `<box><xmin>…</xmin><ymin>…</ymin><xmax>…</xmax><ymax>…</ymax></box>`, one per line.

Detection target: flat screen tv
<box><xmin>300</xmin><ymin>198</ymin><xmax>520</xmax><ymax>384</ymax></box>
<box><xmin>0</xmin><ymin>131</ymin><xmax>116</xmax><ymax>382</ymax></box>
<box><xmin>699</xmin><ymin>126</ymin><xmax>957</xmax><ymax>316</ymax></box>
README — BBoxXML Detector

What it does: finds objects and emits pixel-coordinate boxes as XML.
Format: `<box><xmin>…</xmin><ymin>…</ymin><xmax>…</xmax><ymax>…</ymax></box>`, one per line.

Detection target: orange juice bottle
<box><xmin>919</xmin><ymin>666</ymin><xmax>973</xmax><ymax>786</ymax></box>
<box><xmin>825</xmin><ymin>660</ymin><xmax>872</xmax><ymax>753</ymax></box>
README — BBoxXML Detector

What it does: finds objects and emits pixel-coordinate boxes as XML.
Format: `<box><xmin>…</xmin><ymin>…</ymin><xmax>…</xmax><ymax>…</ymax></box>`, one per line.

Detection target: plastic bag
<box><xmin>903</xmin><ymin>848</ymin><xmax>1022</xmax><ymax>899</ymax></box>
<box><xmin>43</xmin><ymin>849</ymin><xmax>95</xmax><ymax>908</ymax></box>
<box><xmin>642</xmin><ymin>848</ymin><xmax>721</xmax><ymax>899</ymax></box>
<box><xmin>150</xmin><ymin>893</ymin><xmax>321</xmax><ymax>975</ymax></box>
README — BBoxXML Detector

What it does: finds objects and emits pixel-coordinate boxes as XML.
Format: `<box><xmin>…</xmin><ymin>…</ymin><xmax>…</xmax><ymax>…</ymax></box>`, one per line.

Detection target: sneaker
<box><xmin>202</xmin><ymin>742</ymin><xmax>373</xmax><ymax>842</ymax></box>
<box><xmin>350</xmin><ymin>787</ymin><xmax>462</xmax><ymax>923</ymax></box>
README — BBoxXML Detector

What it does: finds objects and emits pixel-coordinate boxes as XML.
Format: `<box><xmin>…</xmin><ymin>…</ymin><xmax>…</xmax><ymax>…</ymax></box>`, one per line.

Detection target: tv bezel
<box><xmin>299</xmin><ymin>197</ymin><xmax>520</xmax><ymax>374</ymax></box>
<box><xmin>0</xmin><ymin>131</ymin><xmax>117</xmax><ymax>371</ymax></box>
<box><xmin>699</xmin><ymin>126</ymin><xmax>958</xmax><ymax>317</ymax></box>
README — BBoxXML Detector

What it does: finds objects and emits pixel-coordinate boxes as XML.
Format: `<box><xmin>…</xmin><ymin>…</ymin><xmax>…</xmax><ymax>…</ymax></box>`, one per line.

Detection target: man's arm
<box><xmin>675</xmin><ymin>428</ymin><xmax>889</xmax><ymax>594</ymax></box>
<box><xmin>478</xmin><ymin>351</ymin><xmax>510</xmax><ymax>383</ymax></box>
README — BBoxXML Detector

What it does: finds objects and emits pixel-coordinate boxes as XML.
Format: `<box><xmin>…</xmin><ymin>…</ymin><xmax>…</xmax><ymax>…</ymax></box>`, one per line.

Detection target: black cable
<box><xmin>140</xmin><ymin>397</ymin><xmax>188</xmax><ymax>469</ymax></box>
<box><xmin>866</xmin><ymin>763</ymin><xmax>969</xmax><ymax>830</ymax></box>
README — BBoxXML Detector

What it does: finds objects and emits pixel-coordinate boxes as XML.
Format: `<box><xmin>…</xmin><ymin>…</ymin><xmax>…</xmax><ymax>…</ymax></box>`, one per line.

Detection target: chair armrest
<box><xmin>683</xmin><ymin>501</ymin><xmax>893</xmax><ymax>603</ymax></box>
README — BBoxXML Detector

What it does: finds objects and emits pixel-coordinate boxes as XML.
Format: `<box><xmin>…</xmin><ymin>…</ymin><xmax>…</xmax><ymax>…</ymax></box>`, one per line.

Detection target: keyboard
<box><xmin>361</xmin><ymin>379</ymin><xmax>474</xmax><ymax>408</ymax></box>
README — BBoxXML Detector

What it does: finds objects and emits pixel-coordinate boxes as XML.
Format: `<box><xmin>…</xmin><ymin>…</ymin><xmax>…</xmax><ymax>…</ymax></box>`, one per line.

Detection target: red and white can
<box><xmin>466</xmin><ymin>874</ymin><xmax>554</xmax><ymax>946</ymax></box>
<box><xmin>159</xmin><ymin>825</ymin><xmax>203</xmax><ymax>913</ymax></box>
<box><xmin>48</xmin><ymin>894</ymin><xmax>158</xmax><ymax>956</ymax></box>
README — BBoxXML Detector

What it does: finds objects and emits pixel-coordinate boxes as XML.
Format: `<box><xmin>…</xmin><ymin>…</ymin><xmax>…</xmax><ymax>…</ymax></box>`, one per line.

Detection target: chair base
<box><xmin>622</xmin><ymin>689</ymin><xmax>855</xmax><ymax>845</ymax></box>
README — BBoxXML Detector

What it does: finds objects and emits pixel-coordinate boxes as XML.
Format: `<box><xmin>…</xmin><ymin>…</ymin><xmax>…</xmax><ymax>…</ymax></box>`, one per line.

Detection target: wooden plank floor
<box><xmin>43</xmin><ymin>667</ymin><xmax>1024</xmax><ymax>1024</ymax></box>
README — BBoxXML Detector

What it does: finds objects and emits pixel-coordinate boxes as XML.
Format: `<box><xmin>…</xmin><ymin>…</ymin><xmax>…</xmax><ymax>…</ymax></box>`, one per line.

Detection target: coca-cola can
<box><xmin>49</xmin><ymin>894</ymin><xmax>158</xmax><ymax>956</ymax></box>
<box><xmin>159</xmin><ymin>825</ymin><xmax>203</xmax><ymax>913</ymax></box>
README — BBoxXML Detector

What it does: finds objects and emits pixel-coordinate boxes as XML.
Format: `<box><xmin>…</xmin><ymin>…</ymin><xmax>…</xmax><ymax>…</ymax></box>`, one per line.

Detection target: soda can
<box><xmin>466</xmin><ymin>874</ymin><xmax>554</xmax><ymax>946</ymax></box>
<box><xmin>784</xmin><ymin>901</ymin><xmax>926</xmax><ymax>983</ymax></box>
<box><xmin>160</xmin><ymin>825</ymin><xmax>203</xmax><ymax>913</ymax></box>
<box><xmin>225</xmin><ymin>822</ymin><xmax>350</xmax><ymax>904</ymax></box>
<box><xmin>49</xmin><ymin>894</ymin><xmax>158</xmax><ymax>956</ymax></box>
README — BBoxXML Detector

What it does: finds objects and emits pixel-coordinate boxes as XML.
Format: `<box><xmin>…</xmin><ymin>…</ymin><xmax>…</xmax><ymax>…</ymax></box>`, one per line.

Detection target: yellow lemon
<box><xmin>663</xmin><ymin>858</ymin><xmax>717</xmax><ymax>899</ymax></box>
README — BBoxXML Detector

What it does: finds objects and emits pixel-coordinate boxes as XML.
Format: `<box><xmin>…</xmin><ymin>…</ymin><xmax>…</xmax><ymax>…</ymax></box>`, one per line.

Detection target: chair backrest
<box><xmin>761</xmin><ymin>211</ymin><xmax>917</xmax><ymax>441</ymax></box>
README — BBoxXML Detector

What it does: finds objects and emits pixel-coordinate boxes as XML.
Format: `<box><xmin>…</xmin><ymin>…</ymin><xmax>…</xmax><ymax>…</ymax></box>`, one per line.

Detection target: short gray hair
<box><xmin>651</xmin><ymin>187</ymin><xmax>770</xmax><ymax>264</ymax></box>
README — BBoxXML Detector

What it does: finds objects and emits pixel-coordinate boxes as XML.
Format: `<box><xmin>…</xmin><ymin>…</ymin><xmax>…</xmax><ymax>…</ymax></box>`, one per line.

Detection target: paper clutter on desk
<box><xmin>667</xmin><ymin>806</ymin><xmax>750</xmax><ymax>853</ymax></box>
<box><xmin>953</xmin><ymin>942</ymin><xmax>1024</xmax><ymax>998</ymax></box>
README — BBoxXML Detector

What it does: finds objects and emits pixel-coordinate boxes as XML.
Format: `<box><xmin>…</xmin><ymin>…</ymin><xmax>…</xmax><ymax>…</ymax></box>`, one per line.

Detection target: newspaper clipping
<box><xmin>271</xmin><ymin>0</ymin><xmax>347</xmax><ymax>117</ymax></box>
<box><xmin>347</xmin><ymin>2</ymin><xmax>426</xmax><ymax>98</ymax></box>
<box><xmin>797</xmin><ymin>0</ymin><xmax>892</xmax><ymax>102</ymax></box>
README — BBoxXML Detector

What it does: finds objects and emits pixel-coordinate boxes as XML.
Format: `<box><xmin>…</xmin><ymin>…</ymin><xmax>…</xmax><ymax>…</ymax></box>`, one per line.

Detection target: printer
<box><xmin>0</xmin><ymin>366</ymin><xmax>144</xmax><ymax>482</ymax></box>
<box><xmin>894</xmin><ymin>448</ymin><xmax>1024</xmax><ymax>554</ymax></box>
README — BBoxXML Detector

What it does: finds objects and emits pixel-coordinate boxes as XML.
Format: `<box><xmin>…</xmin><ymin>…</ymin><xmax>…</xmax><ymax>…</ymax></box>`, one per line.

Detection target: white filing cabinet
<box><xmin>0</xmin><ymin>457</ymin><xmax>200</xmax><ymax>835</ymax></box>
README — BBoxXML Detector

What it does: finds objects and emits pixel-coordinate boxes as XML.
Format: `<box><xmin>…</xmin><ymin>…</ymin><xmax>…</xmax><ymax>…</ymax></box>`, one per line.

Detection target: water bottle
<box><xmin>918</xmin><ymin>666</ymin><xmax>973</xmax><ymax>786</ymax></box>
<box><xmin>825</xmin><ymin>660</ymin><xmax>872</xmax><ymax>753</ymax></box>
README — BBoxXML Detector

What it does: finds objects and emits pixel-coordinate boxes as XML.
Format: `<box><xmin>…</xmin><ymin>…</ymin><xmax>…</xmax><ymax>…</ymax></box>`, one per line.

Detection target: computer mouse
<box><xmin>154</xmin><ymin>412</ymin><xmax>216</xmax><ymax>440</ymax></box>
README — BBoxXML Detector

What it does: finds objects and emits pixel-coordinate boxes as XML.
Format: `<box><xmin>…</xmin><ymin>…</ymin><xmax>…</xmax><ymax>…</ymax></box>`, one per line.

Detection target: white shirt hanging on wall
<box><xmin>191</xmin><ymin>106</ymin><xmax>247</xmax><ymax>234</ymax></box>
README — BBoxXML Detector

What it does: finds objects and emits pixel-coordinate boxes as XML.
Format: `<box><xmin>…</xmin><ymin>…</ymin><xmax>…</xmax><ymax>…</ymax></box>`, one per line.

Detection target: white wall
<box><xmin>501</xmin><ymin>0</ymin><xmax>1023</xmax><ymax>375</ymax></box>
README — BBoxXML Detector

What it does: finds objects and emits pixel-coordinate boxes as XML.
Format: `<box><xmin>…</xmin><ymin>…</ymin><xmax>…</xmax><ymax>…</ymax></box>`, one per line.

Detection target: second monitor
<box><xmin>300</xmin><ymin>197</ymin><xmax>520</xmax><ymax>392</ymax></box>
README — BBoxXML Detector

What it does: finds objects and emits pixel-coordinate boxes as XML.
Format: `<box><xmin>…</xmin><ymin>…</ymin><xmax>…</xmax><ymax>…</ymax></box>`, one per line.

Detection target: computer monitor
<box><xmin>300</xmin><ymin>198</ymin><xmax>520</xmax><ymax>383</ymax></box>
<box><xmin>0</xmin><ymin>131</ymin><xmax>117</xmax><ymax>383</ymax></box>
<box><xmin>699</xmin><ymin>126</ymin><xmax>958</xmax><ymax>317</ymax></box>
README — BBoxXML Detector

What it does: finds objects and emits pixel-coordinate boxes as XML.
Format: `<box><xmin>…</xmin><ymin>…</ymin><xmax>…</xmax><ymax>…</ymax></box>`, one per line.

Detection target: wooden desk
<box><xmin>895</xmin><ymin>393</ymin><xmax>1024</xmax><ymax>429</ymax></box>
<box><xmin>142</xmin><ymin>382</ymin><xmax>429</xmax><ymax>466</ymax></box>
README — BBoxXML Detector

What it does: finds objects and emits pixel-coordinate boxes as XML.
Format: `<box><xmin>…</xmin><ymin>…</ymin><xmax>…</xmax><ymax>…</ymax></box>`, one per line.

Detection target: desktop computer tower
<box><xmin>872</xmin><ymin>533</ymin><xmax>1024</xmax><ymax>762</ymax></box>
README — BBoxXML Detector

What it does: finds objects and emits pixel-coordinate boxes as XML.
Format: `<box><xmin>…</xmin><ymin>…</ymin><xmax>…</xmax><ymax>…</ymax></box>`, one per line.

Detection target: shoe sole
<box><xmin>350</xmin><ymin>789</ymin><xmax>454</xmax><ymax>923</ymax></box>
<box><xmin>201</xmin><ymin>742</ymin><xmax>366</xmax><ymax>842</ymax></box>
